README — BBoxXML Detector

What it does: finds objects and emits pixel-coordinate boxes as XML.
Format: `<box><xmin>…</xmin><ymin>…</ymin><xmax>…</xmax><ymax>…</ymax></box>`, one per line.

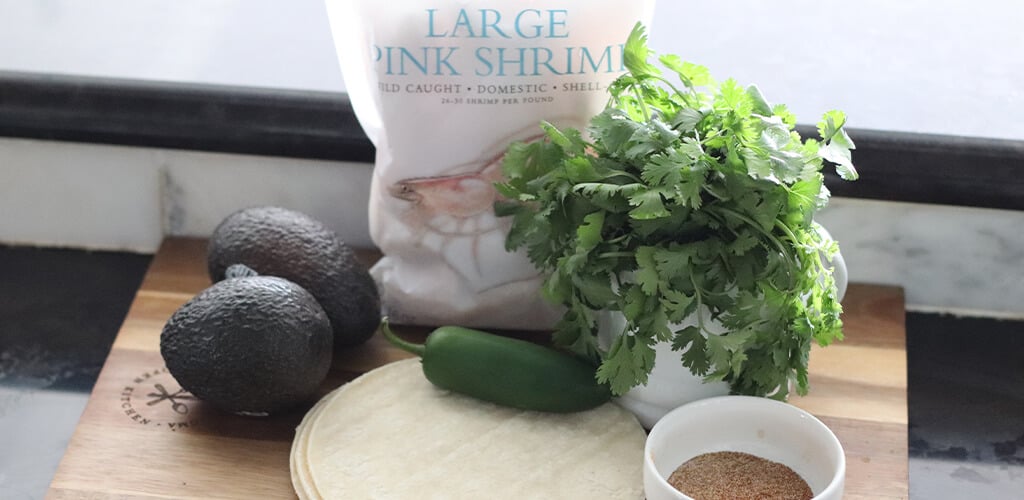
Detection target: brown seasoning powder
<box><xmin>667</xmin><ymin>451</ymin><xmax>813</xmax><ymax>500</ymax></box>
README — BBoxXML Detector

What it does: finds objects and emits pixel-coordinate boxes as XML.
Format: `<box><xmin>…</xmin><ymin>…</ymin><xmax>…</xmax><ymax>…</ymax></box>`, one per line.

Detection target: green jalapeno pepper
<box><xmin>380</xmin><ymin>318</ymin><xmax>611</xmax><ymax>413</ymax></box>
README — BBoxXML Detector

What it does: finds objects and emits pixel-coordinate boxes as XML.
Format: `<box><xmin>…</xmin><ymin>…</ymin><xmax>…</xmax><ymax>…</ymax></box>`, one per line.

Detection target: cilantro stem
<box><xmin>698</xmin><ymin>129</ymin><xmax>724</xmax><ymax>145</ymax></box>
<box><xmin>606</xmin><ymin>234</ymin><xmax>630</xmax><ymax>245</ymax></box>
<box><xmin>715</xmin><ymin>207</ymin><xmax>794</xmax><ymax>266</ymax></box>
<box><xmin>604</xmin><ymin>171</ymin><xmax>644</xmax><ymax>183</ymax></box>
<box><xmin>597</xmin><ymin>251</ymin><xmax>635</xmax><ymax>260</ymax></box>
<box><xmin>774</xmin><ymin>222</ymin><xmax>830</xmax><ymax>279</ymax></box>
<box><xmin>688</xmin><ymin>272</ymin><xmax>708</xmax><ymax>335</ymax></box>
<box><xmin>653</xmin><ymin>75</ymin><xmax>687</xmax><ymax>100</ymax></box>
<box><xmin>630</xmin><ymin>85</ymin><xmax>650</xmax><ymax>122</ymax></box>
<box><xmin>773</xmin><ymin>219</ymin><xmax>800</xmax><ymax>245</ymax></box>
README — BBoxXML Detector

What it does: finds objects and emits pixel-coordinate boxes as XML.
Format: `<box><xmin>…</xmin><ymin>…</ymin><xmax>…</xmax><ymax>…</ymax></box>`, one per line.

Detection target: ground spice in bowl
<box><xmin>667</xmin><ymin>451</ymin><xmax>813</xmax><ymax>500</ymax></box>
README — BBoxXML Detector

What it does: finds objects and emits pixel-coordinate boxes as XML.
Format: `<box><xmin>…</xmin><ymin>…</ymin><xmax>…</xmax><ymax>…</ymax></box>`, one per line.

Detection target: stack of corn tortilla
<box><xmin>290</xmin><ymin>359</ymin><xmax>647</xmax><ymax>499</ymax></box>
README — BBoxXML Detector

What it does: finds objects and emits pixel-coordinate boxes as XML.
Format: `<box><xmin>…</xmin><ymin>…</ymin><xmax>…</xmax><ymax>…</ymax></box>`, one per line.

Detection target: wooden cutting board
<box><xmin>48</xmin><ymin>237</ymin><xmax>909</xmax><ymax>499</ymax></box>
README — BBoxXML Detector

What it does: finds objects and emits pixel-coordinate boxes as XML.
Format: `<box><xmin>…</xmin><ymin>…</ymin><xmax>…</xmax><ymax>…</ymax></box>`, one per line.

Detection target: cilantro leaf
<box><xmin>671</xmin><ymin>107</ymin><xmax>705</xmax><ymax>132</ymax></box>
<box><xmin>661</xmin><ymin>288</ymin><xmax>697</xmax><ymax>323</ymax></box>
<box><xmin>659</xmin><ymin>54</ymin><xmax>713</xmax><ymax>88</ymax></box>
<box><xmin>628</xmin><ymin>188</ymin><xmax>671</xmax><ymax>219</ymax></box>
<box><xmin>596</xmin><ymin>333</ymin><xmax>656</xmax><ymax>395</ymax></box>
<box><xmin>622</xmin><ymin>22</ymin><xmax>660</xmax><ymax>79</ymax></box>
<box><xmin>540</xmin><ymin>121</ymin><xmax>586</xmax><ymax>156</ymax></box>
<box><xmin>746</xmin><ymin>85</ymin><xmax>773</xmax><ymax>116</ymax></box>
<box><xmin>817</xmin><ymin>110</ymin><xmax>859</xmax><ymax>180</ymax></box>
<box><xmin>672</xmin><ymin>325</ymin><xmax>710</xmax><ymax>375</ymax></box>
<box><xmin>634</xmin><ymin>246</ymin><xmax>662</xmax><ymax>296</ymax></box>
<box><xmin>590</xmin><ymin>109</ymin><xmax>641</xmax><ymax>155</ymax></box>
<box><xmin>643</xmin><ymin>152</ymin><xmax>684</xmax><ymax>187</ymax></box>
<box><xmin>576</xmin><ymin>211</ymin><xmax>605</xmax><ymax>252</ymax></box>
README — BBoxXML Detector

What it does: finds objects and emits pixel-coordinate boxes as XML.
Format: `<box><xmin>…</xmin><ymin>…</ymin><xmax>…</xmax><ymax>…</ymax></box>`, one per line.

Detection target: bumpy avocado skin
<box><xmin>207</xmin><ymin>206</ymin><xmax>381</xmax><ymax>348</ymax></box>
<box><xmin>160</xmin><ymin>276</ymin><xmax>332</xmax><ymax>415</ymax></box>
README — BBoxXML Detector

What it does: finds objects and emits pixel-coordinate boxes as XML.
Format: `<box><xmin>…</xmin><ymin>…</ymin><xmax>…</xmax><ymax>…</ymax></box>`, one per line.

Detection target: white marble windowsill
<box><xmin>2</xmin><ymin>136</ymin><xmax>1022</xmax><ymax>320</ymax></box>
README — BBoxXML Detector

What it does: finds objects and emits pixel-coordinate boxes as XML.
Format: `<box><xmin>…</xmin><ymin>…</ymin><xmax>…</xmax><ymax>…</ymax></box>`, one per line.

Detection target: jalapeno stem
<box><xmin>380</xmin><ymin>318</ymin><xmax>426</xmax><ymax>357</ymax></box>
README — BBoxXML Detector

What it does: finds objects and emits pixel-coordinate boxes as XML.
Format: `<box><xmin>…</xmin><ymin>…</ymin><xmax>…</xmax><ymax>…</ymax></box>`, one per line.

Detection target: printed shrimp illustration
<box><xmin>385</xmin><ymin>129</ymin><xmax>552</xmax><ymax>278</ymax></box>
<box><xmin>388</xmin><ymin>145</ymin><xmax>518</xmax><ymax>236</ymax></box>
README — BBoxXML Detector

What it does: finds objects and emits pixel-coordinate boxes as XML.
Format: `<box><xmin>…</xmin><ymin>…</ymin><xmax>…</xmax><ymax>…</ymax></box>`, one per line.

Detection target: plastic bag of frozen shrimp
<box><xmin>325</xmin><ymin>1</ymin><xmax>657</xmax><ymax>329</ymax></box>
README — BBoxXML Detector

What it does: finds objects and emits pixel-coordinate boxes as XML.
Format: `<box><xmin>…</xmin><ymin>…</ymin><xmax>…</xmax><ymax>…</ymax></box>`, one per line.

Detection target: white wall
<box><xmin>1</xmin><ymin>0</ymin><xmax>1021</xmax><ymax>140</ymax></box>
<box><xmin>0</xmin><ymin>0</ymin><xmax>343</xmax><ymax>91</ymax></box>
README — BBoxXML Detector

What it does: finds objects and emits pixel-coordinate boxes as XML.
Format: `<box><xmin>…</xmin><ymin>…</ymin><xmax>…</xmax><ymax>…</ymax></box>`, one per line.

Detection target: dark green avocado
<box><xmin>160</xmin><ymin>272</ymin><xmax>332</xmax><ymax>415</ymax></box>
<box><xmin>207</xmin><ymin>206</ymin><xmax>381</xmax><ymax>348</ymax></box>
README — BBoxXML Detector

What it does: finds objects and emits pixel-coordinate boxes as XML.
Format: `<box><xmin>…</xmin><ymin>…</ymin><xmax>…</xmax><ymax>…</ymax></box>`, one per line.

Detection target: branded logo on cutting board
<box><xmin>118</xmin><ymin>366</ymin><xmax>197</xmax><ymax>431</ymax></box>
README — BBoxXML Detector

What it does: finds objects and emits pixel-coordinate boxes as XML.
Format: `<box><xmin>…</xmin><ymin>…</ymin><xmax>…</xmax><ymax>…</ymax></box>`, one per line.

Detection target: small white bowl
<box><xmin>644</xmin><ymin>396</ymin><xmax>845</xmax><ymax>500</ymax></box>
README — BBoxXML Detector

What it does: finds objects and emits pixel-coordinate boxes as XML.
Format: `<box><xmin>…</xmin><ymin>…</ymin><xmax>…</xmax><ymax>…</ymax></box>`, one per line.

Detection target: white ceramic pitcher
<box><xmin>597</xmin><ymin>225</ymin><xmax>848</xmax><ymax>429</ymax></box>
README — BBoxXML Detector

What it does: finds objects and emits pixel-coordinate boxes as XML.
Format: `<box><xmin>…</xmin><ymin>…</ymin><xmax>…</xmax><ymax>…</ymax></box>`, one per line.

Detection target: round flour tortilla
<box><xmin>290</xmin><ymin>359</ymin><xmax>646</xmax><ymax>499</ymax></box>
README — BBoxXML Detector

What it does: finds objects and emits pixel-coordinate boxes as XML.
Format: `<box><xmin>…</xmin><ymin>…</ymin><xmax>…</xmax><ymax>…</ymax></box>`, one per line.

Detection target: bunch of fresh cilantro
<box><xmin>495</xmin><ymin>23</ymin><xmax>858</xmax><ymax>399</ymax></box>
